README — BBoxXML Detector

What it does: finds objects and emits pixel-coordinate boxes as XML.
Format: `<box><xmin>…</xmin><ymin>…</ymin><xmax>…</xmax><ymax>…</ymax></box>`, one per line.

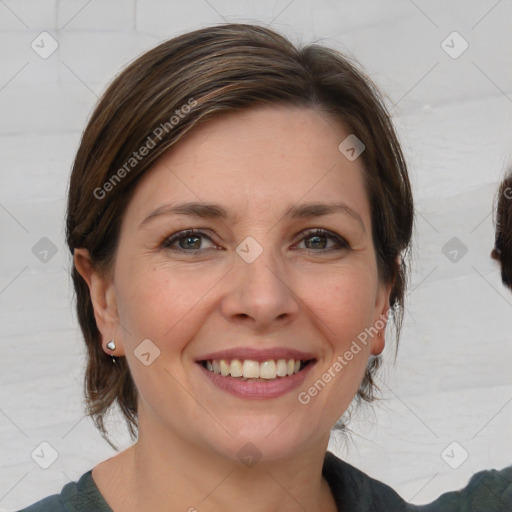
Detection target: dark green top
<box><xmin>17</xmin><ymin>451</ymin><xmax>512</xmax><ymax>511</ymax></box>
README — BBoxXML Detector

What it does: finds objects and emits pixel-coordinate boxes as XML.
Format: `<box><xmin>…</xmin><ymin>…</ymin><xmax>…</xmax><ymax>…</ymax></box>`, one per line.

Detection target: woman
<box><xmin>19</xmin><ymin>24</ymin><xmax>511</xmax><ymax>511</ymax></box>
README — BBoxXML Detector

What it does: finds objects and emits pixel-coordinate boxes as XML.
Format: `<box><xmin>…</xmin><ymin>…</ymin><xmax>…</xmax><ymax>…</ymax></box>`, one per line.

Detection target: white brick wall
<box><xmin>57</xmin><ymin>0</ymin><xmax>136</xmax><ymax>31</ymax></box>
<box><xmin>1</xmin><ymin>1</ymin><xmax>511</xmax><ymax>510</ymax></box>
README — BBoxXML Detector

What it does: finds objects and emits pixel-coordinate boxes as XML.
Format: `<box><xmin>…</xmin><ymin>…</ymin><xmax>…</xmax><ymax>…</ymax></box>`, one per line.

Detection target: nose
<box><xmin>220</xmin><ymin>246</ymin><xmax>300</xmax><ymax>330</ymax></box>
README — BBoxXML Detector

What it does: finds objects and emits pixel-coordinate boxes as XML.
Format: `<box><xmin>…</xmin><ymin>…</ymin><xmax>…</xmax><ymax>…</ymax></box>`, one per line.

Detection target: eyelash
<box><xmin>161</xmin><ymin>228</ymin><xmax>350</xmax><ymax>254</ymax></box>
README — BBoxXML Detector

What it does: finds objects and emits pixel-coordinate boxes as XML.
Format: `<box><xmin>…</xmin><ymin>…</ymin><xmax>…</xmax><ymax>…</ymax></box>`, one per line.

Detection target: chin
<box><xmin>208</xmin><ymin>417</ymin><xmax>323</xmax><ymax>465</ymax></box>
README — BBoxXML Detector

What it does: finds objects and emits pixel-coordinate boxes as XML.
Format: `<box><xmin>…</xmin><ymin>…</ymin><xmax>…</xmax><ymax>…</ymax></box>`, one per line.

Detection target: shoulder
<box><xmin>323</xmin><ymin>452</ymin><xmax>512</xmax><ymax>511</ymax></box>
<box><xmin>323</xmin><ymin>451</ymin><xmax>415</xmax><ymax>511</ymax></box>
<box><xmin>15</xmin><ymin>470</ymin><xmax>112</xmax><ymax>512</ymax></box>
<box><xmin>420</xmin><ymin>465</ymin><xmax>512</xmax><ymax>511</ymax></box>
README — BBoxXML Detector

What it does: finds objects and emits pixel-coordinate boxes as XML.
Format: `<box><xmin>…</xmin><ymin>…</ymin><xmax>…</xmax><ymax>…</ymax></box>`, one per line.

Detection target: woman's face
<box><xmin>96</xmin><ymin>106</ymin><xmax>390</xmax><ymax>462</ymax></box>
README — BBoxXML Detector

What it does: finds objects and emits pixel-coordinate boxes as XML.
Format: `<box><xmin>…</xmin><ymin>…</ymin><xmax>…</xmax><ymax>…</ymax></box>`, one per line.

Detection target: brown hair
<box><xmin>65</xmin><ymin>23</ymin><xmax>413</xmax><ymax>445</ymax></box>
<box><xmin>492</xmin><ymin>169</ymin><xmax>512</xmax><ymax>290</ymax></box>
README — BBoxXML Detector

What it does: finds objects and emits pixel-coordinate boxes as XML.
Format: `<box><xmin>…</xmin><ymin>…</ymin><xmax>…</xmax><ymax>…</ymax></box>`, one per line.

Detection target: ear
<box><xmin>73</xmin><ymin>248</ymin><xmax>125</xmax><ymax>356</ymax></box>
<box><xmin>370</xmin><ymin>279</ymin><xmax>392</xmax><ymax>356</ymax></box>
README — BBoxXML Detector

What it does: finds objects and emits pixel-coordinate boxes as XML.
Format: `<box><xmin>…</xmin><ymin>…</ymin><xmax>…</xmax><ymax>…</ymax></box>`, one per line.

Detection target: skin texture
<box><xmin>75</xmin><ymin>106</ymin><xmax>391</xmax><ymax>512</ymax></box>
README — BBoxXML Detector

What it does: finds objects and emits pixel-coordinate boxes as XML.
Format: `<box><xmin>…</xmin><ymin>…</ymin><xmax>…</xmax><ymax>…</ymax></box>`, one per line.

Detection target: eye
<box><xmin>294</xmin><ymin>229</ymin><xmax>349</xmax><ymax>252</ymax></box>
<box><xmin>162</xmin><ymin>229</ymin><xmax>217</xmax><ymax>252</ymax></box>
<box><xmin>161</xmin><ymin>228</ymin><xmax>349</xmax><ymax>254</ymax></box>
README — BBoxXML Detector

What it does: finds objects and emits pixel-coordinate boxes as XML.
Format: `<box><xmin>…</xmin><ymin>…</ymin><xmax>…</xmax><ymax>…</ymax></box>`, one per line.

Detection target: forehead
<box><xmin>125</xmin><ymin>106</ymin><xmax>370</xmax><ymax>226</ymax></box>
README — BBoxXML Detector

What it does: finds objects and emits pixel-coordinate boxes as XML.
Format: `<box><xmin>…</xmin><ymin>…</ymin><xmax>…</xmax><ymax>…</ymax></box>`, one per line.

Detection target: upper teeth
<box><xmin>204</xmin><ymin>359</ymin><xmax>303</xmax><ymax>379</ymax></box>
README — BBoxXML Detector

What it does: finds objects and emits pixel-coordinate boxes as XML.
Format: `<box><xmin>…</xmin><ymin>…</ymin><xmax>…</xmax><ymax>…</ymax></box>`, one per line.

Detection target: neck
<box><xmin>105</xmin><ymin>416</ymin><xmax>336</xmax><ymax>512</ymax></box>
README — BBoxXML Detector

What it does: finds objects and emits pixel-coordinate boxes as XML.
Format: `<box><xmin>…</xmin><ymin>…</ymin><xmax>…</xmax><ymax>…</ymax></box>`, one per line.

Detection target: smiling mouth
<box><xmin>200</xmin><ymin>358</ymin><xmax>315</xmax><ymax>381</ymax></box>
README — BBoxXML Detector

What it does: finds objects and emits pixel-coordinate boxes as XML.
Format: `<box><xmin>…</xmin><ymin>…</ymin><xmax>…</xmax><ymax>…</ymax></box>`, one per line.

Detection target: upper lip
<box><xmin>196</xmin><ymin>347</ymin><xmax>316</xmax><ymax>363</ymax></box>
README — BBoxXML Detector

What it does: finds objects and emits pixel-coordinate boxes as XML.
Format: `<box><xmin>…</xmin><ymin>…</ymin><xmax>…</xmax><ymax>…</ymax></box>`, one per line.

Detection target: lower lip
<box><xmin>198</xmin><ymin>362</ymin><xmax>315</xmax><ymax>399</ymax></box>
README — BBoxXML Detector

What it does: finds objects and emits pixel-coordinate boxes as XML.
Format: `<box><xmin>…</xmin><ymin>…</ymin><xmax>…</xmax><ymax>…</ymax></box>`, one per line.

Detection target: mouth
<box><xmin>195</xmin><ymin>348</ymin><xmax>317</xmax><ymax>398</ymax></box>
<box><xmin>200</xmin><ymin>358</ymin><xmax>315</xmax><ymax>382</ymax></box>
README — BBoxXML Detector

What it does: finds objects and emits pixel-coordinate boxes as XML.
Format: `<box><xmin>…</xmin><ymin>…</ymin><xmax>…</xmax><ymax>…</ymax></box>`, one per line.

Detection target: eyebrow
<box><xmin>140</xmin><ymin>201</ymin><xmax>365</xmax><ymax>232</ymax></box>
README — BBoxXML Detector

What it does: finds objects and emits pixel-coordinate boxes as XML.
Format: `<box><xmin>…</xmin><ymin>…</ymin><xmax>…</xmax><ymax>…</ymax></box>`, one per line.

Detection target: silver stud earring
<box><xmin>106</xmin><ymin>339</ymin><xmax>117</xmax><ymax>364</ymax></box>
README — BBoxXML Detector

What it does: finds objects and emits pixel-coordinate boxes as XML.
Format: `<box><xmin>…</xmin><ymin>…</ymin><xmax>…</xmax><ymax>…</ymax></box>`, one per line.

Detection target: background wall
<box><xmin>0</xmin><ymin>0</ymin><xmax>511</xmax><ymax>509</ymax></box>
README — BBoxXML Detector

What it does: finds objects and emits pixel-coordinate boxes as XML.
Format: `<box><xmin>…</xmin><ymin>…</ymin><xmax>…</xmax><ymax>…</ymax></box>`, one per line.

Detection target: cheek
<box><xmin>311</xmin><ymin>267</ymin><xmax>378</xmax><ymax>337</ymax></box>
<box><xmin>307</xmin><ymin>269</ymin><xmax>378</xmax><ymax>391</ymax></box>
<box><xmin>301</xmin><ymin>276</ymin><xmax>377</xmax><ymax>420</ymax></box>
<box><xmin>114</xmin><ymin>260</ymin><xmax>223</xmax><ymax>347</ymax></box>
<box><xmin>113</xmin><ymin>265</ymin><xmax>212</xmax><ymax>399</ymax></box>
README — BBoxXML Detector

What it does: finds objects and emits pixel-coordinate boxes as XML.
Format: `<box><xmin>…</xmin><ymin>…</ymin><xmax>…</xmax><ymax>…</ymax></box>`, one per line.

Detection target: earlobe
<box><xmin>371</xmin><ymin>331</ymin><xmax>385</xmax><ymax>356</ymax></box>
<box><xmin>73</xmin><ymin>249</ymin><xmax>125</xmax><ymax>356</ymax></box>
